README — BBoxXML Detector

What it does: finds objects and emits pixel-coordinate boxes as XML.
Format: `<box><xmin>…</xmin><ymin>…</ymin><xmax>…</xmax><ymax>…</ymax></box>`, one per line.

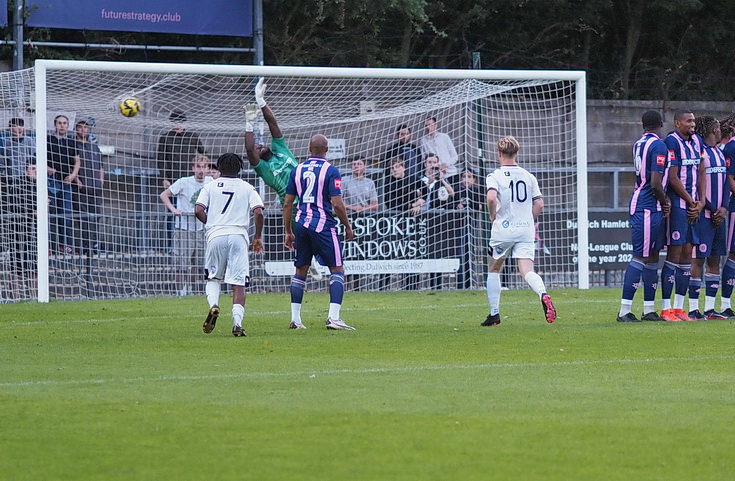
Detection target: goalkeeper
<box><xmin>244</xmin><ymin>78</ymin><xmax>298</xmax><ymax>206</ymax></box>
<box><xmin>244</xmin><ymin>78</ymin><xmax>323</xmax><ymax>280</ymax></box>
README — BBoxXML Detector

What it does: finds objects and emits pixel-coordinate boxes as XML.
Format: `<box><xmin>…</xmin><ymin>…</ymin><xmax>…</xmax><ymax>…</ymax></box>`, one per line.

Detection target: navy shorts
<box><xmin>696</xmin><ymin>216</ymin><xmax>727</xmax><ymax>258</ymax></box>
<box><xmin>630</xmin><ymin>209</ymin><xmax>666</xmax><ymax>258</ymax></box>
<box><xmin>666</xmin><ymin>206</ymin><xmax>699</xmax><ymax>246</ymax></box>
<box><xmin>293</xmin><ymin>223</ymin><xmax>344</xmax><ymax>268</ymax></box>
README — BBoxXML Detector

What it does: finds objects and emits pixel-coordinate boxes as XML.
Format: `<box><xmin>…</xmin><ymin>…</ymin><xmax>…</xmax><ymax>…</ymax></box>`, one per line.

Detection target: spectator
<box><xmin>157</xmin><ymin>109</ymin><xmax>205</xmax><ymax>188</ymax></box>
<box><xmin>380</xmin><ymin>157</ymin><xmax>422</xmax><ymax>290</ymax></box>
<box><xmin>6</xmin><ymin>162</ymin><xmax>41</xmax><ymax>298</ymax></box>
<box><xmin>454</xmin><ymin>168</ymin><xmax>486</xmax><ymax>289</ymax></box>
<box><xmin>383</xmin><ymin>125</ymin><xmax>422</xmax><ymax>179</ymax></box>
<box><xmin>74</xmin><ymin>119</ymin><xmax>105</xmax><ymax>255</ymax></box>
<box><xmin>207</xmin><ymin>163</ymin><xmax>220</xmax><ymax>179</ymax></box>
<box><xmin>47</xmin><ymin>114</ymin><xmax>80</xmax><ymax>254</ymax></box>
<box><xmin>417</xmin><ymin>153</ymin><xmax>455</xmax><ymax>211</ymax></box>
<box><xmin>383</xmin><ymin>157</ymin><xmax>421</xmax><ymax>213</ymax></box>
<box><xmin>159</xmin><ymin>156</ymin><xmax>213</xmax><ymax>296</ymax></box>
<box><xmin>420</xmin><ymin>117</ymin><xmax>459</xmax><ymax>179</ymax></box>
<box><xmin>1</xmin><ymin>118</ymin><xmax>35</xmax><ymax>182</ymax></box>
<box><xmin>453</xmin><ymin>168</ymin><xmax>485</xmax><ymax>211</ymax></box>
<box><xmin>343</xmin><ymin>155</ymin><xmax>379</xmax><ymax>213</ymax></box>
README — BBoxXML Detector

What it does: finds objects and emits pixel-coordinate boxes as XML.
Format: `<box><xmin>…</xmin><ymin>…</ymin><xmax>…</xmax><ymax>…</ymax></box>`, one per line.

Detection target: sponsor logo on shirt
<box><xmin>681</xmin><ymin>158</ymin><xmax>700</xmax><ymax>166</ymax></box>
<box><xmin>335</xmin><ymin>178</ymin><xmax>341</xmax><ymax>189</ymax></box>
<box><xmin>705</xmin><ymin>166</ymin><xmax>727</xmax><ymax>174</ymax></box>
<box><xmin>656</xmin><ymin>155</ymin><xmax>666</xmax><ymax>165</ymax></box>
<box><xmin>726</xmin><ymin>157</ymin><xmax>731</xmax><ymax>168</ymax></box>
<box><xmin>668</xmin><ymin>150</ymin><xmax>675</xmax><ymax>161</ymax></box>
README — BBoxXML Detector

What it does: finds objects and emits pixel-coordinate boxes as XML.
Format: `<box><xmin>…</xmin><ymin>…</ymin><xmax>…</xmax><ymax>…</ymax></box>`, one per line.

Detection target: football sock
<box><xmin>486</xmin><ymin>272</ymin><xmax>501</xmax><ymax>316</ymax></box>
<box><xmin>704</xmin><ymin>273</ymin><xmax>720</xmax><ymax>312</ymax></box>
<box><xmin>523</xmin><ymin>271</ymin><xmax>547</xmax><ymax>298</ymax></box>
<box><xmin>675</xmin><ymin>263</ymin><xmax>691</xmax><ymax>298</ymax></box>
<box><xmin>720</xmin><ymin>258</ymin><xmax>735</xmax><ymax>309</ymax></box>
<box><xmin>620</xmin><ymin>259</ymin><xmax>644</xmax><ymax>314</ymax></box>
<box><xmin>688</xmin><ymin>277</ymin><xmax>701</xmax><ymax>312</ymax></box>
<box><xmin>206</xmin><ymin>280</ymin><xmax>220</xmax><ymax>308</ymax></box>
<box><xmin>661</xmin><ymin>261</ymin><xmax>676</xmax><ymax>308</ymax></box>
<box><xmin>290</xmin><ymin>274</ymin><xmax>306</xmax><ymax>323</ymax></box>
<box><xmin>232</xmin><ymin>304</ymin><xmax>244</xmax><ymax>327</ymax></box>
<box><xmin>642</xmin><ymin>262</ymin><xmax>658</xmax><ymax>313</ymax></box>
<box><xmin>329</xmin><ymin>272</ymin><xmax>345</xmax><ymax>305</ymax></box>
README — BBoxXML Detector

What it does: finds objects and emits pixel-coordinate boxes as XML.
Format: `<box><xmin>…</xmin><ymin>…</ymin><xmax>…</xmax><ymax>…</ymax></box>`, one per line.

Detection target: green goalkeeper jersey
<box><xmin>253</xmin><ymin>136</ymin><xmax>298</xmax><ymax>205</ymax></box>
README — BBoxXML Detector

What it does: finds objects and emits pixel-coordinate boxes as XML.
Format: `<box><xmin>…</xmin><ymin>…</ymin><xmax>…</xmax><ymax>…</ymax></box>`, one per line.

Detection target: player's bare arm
<box><xmin>160</xmin><ymin>188</ymin><xmax>183</xmax><ymax>215</ymax></box>
<box><xmin>532</xmin><ymin>196</ymin><xmax>544</xmax><ymax>220</ymax></box>
<box><xmin>195</xmin><ymin>203</ymin><xmax>207</xmax><ymax>224</ymax></box>
<box><xmin>332</xmin><ymin>195</ymin><xmax>354</xmax><ymax>241</ymax></box>
<box><xmin>282</xmin><ymin>193</ymin><xmax>296</xmax><ymax>250</ymax></box>
<box><xmin>486</xmin><ymin>188</ymin><xmax>498</xmax><ymax>222</ymax></box>
<box><xmin>252</xmin><ymin>206</ymin><xmax>265</xmax><ymax>254</ymax></box>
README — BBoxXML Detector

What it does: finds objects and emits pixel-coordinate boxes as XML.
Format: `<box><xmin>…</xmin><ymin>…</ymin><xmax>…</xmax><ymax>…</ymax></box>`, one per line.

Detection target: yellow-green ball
<box><xmin>119</xmin><ymin>98</ymin><xmax>141</xmax><ymax>117</ymax></box>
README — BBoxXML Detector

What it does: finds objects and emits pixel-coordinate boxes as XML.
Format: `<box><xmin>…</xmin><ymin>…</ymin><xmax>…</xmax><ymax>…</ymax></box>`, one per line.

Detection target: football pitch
<box><xmin>1</xmin><ymin>288</ymin><xmax>734</xmax><ymax>481</ymax></box>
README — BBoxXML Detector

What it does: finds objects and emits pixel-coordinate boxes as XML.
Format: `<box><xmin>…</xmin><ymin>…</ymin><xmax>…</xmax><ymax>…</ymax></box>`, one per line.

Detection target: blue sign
<box><xmin>26</xmin><ymin>0</ymin><xmax>252</xmax><ymax>37</ymax></box>
<box><xmin>1</xmin><ymin>1</ymin><xmax>7</xmax><ymax>27</ymax></box>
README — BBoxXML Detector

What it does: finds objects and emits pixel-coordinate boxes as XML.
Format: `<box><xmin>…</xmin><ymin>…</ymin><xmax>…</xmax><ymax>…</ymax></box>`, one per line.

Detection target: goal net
<box><xmin>0</xmin><ymin>61</ymin><xmax>588</xmax><ymax>303</ymax></box>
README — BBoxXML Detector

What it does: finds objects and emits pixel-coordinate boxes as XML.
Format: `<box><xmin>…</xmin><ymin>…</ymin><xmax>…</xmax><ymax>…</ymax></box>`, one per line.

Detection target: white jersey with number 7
<box><xmin>195</xmin><ymin>177</ymin><xmax>264</xmax><ymax>244</ymax></box>
<box><xmin>486</xmin><ymin>165</ymin><xmax>542</xmax><ymax>242</ymax></box>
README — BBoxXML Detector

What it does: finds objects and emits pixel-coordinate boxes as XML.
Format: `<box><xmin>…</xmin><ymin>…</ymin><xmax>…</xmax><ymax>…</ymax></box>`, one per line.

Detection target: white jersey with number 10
<box><xmin>486</xmin><ymin>165</ymin><xmax>542</xmax><ymax>242</ymax></box>
<box><xmin>195</xmin><ymin>177</ymin><xmax>264</xmax><ymax>244</ymax></box>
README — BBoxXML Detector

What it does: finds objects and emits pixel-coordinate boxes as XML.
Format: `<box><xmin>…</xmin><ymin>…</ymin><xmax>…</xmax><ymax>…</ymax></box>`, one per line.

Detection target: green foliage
<box><xmin>0</xmin><ymin>0</ymin><xmax>733</xmax><ymax>99</ymax></box>
<box><xmin>1</xmin><ymin>289</ymin><xmax>734</xmax><ymax>480</ymax></box>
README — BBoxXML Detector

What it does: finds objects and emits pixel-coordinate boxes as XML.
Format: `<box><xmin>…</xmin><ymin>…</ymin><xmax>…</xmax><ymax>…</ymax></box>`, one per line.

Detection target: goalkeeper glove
<box><xmin>243</xmin><ymin>103</ymin><xmax>259</xmax><ymax>132</ymax></box>
<box><xmin>255</xmin><ymin>78</ymin><xmax>267</xmax><ymax>108</ymax></box>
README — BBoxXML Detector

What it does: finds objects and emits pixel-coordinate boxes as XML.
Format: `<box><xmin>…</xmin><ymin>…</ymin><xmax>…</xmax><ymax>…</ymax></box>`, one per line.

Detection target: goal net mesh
<box><xmin>0</xmin><ymin>64</ymin><xmax>582</xmax><ymax>302</ymax></box>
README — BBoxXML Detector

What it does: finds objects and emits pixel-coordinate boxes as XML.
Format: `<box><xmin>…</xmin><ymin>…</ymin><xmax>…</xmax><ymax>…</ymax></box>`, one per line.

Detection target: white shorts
<box><xmin>489</xmin><ymin>240</ymin><xmax>535</xmax><ymax>261</ymax></box>
<box><xmin>205</xmin><ymin>234</ymin><xmax>251</xmax><ymax>286</ymax></box>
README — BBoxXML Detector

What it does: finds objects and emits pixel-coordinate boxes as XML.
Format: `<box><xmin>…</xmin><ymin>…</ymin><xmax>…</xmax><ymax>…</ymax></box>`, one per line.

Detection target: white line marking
<box><xmin>2</xmin><ymin>355</ymin><xmax>733</xmax><ymax>389</ymax></box>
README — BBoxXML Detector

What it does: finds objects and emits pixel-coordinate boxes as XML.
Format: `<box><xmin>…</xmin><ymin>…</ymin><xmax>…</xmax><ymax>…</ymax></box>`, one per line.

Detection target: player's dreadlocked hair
<box><xmin>720</xmin><ymin>113</ymin><xmax>735</xmax><ymax>140</ymax></box>
<box><xmin>695</xmin><ymin>115</ymin><xmax>719</xmax><ymax>139</ymax></box>
<box><xmin>216</xmin><ymin>153</ymin><xmax>244</xmax><ymax>177</ymax></box>
<box><xmin>497</xmin><ymin>135</ymin><xmax>520</xmax><ymax>156</ymax></box>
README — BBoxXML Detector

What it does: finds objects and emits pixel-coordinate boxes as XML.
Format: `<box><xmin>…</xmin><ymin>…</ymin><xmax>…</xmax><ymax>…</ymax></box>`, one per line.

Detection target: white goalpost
<box><xmin>0</xmin><ymin>60</ymin><xmax>588</xmax><ymax>303</ymax></box>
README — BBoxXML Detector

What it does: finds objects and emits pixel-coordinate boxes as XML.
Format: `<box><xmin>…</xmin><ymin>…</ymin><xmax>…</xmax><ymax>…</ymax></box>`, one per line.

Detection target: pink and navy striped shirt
<box><xmin>701</xmin><ymin>144</ymin><xmax>729</xmax><ymax>218</ymax></box>
<box><xmin>664</xmin><ymin>131</ymin><xmax>704</xmax><ymax>209</ymax></box>
<box><xmin>286</xmin><ymin>156</ymin><xmax>342</xmax><ymax>232</ymax></box>
<box><xmin>629</xmin><ymin>132</ymin><xmax>669</xmax><ymax>214</ymax></box>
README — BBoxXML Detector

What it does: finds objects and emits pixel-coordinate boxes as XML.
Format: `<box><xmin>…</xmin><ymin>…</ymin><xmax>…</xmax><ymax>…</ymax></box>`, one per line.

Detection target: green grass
<box><xmin>2</xmin><ymin>289</ymin><xmax>734</xmax><ymax>480</ymax></box>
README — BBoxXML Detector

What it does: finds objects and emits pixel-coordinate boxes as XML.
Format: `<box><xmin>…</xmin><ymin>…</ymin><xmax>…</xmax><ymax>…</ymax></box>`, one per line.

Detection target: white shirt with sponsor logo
<box><xmin>169</xmin><ymin>175</ymin><xmax>213</xmax><ymax>231</ymax></box>
<box><xmin>486</xmin><ymin>165</ymin><xmax>542</xmax><ymax>242</ymax></box>
<box><xmin>195</xmin><ymin>177</ymin><xmax>264</xmax><ymax>244</ymax></box>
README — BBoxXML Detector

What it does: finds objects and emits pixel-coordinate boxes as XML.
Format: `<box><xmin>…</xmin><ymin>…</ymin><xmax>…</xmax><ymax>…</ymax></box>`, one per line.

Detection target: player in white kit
<box><xmin>483</xmin><ymin>136</ymin><xmax>556</xmax><ymax>326</ymax></box>
<box><xmin>195</xmin><ymin>153</ymin><xmax>265</xmax><ymax>337</ymax></box>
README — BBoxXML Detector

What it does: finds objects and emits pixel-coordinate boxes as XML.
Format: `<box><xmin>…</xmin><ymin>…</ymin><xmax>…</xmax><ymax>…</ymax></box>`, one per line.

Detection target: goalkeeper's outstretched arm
<box><xmin>255</xmin><ymin>78</ymin><xmax>283</xmax><ymax>139</ymax></box>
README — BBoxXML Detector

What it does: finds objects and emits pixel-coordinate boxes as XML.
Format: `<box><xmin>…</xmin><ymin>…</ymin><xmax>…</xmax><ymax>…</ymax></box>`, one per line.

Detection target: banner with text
<box><xmin>263</xmin><ymin>211</ymin><xmax>482</xmax><ymax>276</ymax></box>
<box><xmin>26</xmin><ymin>0</ymin><xmax>252</xmax><ymax>37</ymax></box>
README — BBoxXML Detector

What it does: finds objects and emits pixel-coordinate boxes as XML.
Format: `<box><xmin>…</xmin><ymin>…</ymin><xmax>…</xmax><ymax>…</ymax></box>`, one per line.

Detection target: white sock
<box><xmin>704</xmin><ymin>296</ymin><xmax>716</xmax><ymax>312</ymax></box>
<box><xmin>206</xmin><ymin>280</ymin><xmax>220</xmax><ymax>307</ymax></box>
<box><xmin>524</xmin><ymin>271</ymin><xmax>547</xmax><ymax>298</ymax></box>
<box><xmin>232</xmin><ymin>304</ymin><xmax>244</xmax><ymax>327</ymax></box>
<box><xmin>291</xmin><ymin>303</ymin><xmax>302</xmax><ymax>323</ymax></box>
<box><xmin>328</xmin><ymin>303</ymin><xmax>341</xmax><ymax>320</ymax></box>
<box><xmin>486</xmin><ymin>273</ymin><xmax>501</xmax><ymax>316</ymax></box>
<box><xmin>722</xmin><ymin>297</ymin><xmax>731</xmax><ymax>310</ymax></box>
<box><xmin>688</xmin><ymin>296</ymin><xmax>699</xmax><ymax>313</ymax></box>
<box><xmin>643</xmin><ymin>301</ymin><xmax>655</xmax><ymax>314</ymax></box>
<box><xmin>619</xmin><ymin>299</ymin><xmax>633</xmax><ymax>316</ymax></box>
<box><xmin>674</xmin><ymin>294</ymin><xmax>685</xmax><ymax>310</ymax></box>
<box><xmin>662</xmin><ymin>298</ymin><xmax>672</xmax><ymax>311</ymax></box>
